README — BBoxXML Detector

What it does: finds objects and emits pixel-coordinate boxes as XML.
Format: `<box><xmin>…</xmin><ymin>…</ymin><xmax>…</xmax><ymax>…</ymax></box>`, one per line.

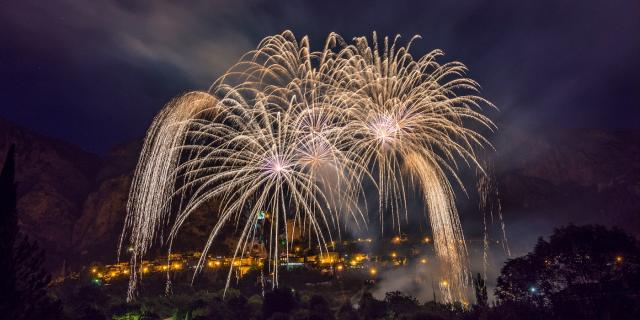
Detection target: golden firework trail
<box><xmin>333</xmin><ymin>33</ymin><xmax>496</xmax><ymax>302</ymax></box>
<box><xmin>120</xmin><ymin>31</ymin><xmax>497</xmax><ymax>304</ymax></box>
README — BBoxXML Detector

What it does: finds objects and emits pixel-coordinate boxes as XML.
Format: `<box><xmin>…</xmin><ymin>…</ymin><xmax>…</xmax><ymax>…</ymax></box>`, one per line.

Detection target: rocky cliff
<box><xmin>71</xmin><ymin>140</ymin><xmax>141</xmax><ymax>263</ymax></box>
<box><xmin>492</xmin><ymin>127</ymin><xmax>640</xmax><ymax>253</ymax></box>
<box><xmin>0</xmin><ymin>118</ymin><xmax>100</xmax><ymax>271</ymax></box>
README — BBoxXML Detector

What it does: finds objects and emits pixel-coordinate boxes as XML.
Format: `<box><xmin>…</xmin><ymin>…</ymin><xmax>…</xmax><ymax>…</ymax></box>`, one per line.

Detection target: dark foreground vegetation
<box><xmin>2</xmin><ymin>147</ymin><xmax>640</xmax><ymax>319</ymax></box>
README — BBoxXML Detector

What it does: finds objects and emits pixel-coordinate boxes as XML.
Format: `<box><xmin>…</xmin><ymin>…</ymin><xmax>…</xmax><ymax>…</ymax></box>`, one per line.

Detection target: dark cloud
<box><xmin>2</xmin><ymin>0</ymin><xmax>638</xmax><ymax>153</ymax></box>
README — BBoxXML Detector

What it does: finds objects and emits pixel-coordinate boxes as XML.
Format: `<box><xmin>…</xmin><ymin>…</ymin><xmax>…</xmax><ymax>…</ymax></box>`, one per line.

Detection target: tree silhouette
<box><xmin>0</xmin><ymin>145</ymin><xmax>19</xmax><ymax>315</ymax></box>
<box><xmin>495</xmin><ymin>224</ymin><xmax>640</xmax><ymax>319</ymax></box>
<box><xmin>471</xmin><ymin>272</ymin><xmax>489</xmax><ymax>320</ymax></box>
<box><xmin>307</xmin><ymin>294</ymin><xmax>334</xmax><ymax>320</ymax></box>
<box><xmin>385</xmin><ymin>291</ymin><xmax>419</xmax><ymax>317</ymax></box>
<box><xmin>0</xmin><ymin>145</ymin><xmax>62</xmax><ymax>319</ymax></box>
<box><xmin>473</xmin><ymin>273</ymin><xmax>488</xmax><ymax>308</ymax></box>
<box><xmin>336</xmin><ymin>302</ymin><xmax>358</xmax><ymax>320</ymax></box>
<box><xmin>263</xmin><ymin>286</ymin><xmax>297</xmax><ymax>319</ymax></box>
<box><xmin>358</xmin><ymin>292</ymin><xmax>386</xmax><ymax>320</ymax></box>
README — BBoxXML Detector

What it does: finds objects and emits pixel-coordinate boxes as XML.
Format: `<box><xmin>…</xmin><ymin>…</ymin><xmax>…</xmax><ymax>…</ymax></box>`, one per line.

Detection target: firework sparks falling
<box><xmin>331</xmin><ymin>33</ymin><xmax>496</xmax><ymax>302</ymax></box>
<box><xmin>120</xmin><ymin>30</ymin><xmax>498</xmax><ymax>304</ymax></box>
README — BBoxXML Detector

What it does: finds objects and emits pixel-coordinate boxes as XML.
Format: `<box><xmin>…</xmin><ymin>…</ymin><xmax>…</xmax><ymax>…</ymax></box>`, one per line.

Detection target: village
<box><xmin>87</xmin><ymin>235</ymin><xmax>437</xmax><ymax>285</ymax></box>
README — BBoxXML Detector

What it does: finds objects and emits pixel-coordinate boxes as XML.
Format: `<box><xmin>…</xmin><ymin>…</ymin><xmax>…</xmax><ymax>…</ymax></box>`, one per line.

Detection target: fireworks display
<box><xmin>120</xmin><ymin>31</ymin><xmax>496</xmax><ymax>303</ymax></box>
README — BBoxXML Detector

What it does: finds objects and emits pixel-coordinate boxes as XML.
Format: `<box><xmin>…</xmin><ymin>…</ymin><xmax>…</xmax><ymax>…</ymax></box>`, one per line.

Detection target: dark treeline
<box><xmin>0</xmin><ymin>146</ymin><xmax>64</xmax><ymax>319</ymax></box>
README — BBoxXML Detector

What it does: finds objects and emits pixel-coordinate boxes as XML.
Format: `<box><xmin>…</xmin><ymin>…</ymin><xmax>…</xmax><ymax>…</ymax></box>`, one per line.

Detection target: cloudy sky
<box><xmin>2</xmin><ymin>0</ymin><xmax>639</xmax><ymax>153</ymax></box>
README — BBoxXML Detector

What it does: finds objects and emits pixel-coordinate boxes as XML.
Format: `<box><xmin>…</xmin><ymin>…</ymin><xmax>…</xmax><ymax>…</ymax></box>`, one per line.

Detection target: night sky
<box><xmin>2</xmin><ymin>0</ymin><xmax>639</xmax><ymax>154</ymax></box>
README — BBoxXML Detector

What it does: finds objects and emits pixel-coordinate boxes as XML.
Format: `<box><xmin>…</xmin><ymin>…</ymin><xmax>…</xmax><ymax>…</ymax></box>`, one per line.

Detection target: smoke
<box><xmin>1</xmin><ymin>0</ymin><xmax>258</xmax><ymax>85</ymax></box>
<box><xmin>370</xmin><ymin>238</ymin><xmax>509</xmax><ymax>303</ymax></box>
<box><xmin>371</xmin><ymin>258</ymin><xmax>441</xmax><ymax>303</ymax></box>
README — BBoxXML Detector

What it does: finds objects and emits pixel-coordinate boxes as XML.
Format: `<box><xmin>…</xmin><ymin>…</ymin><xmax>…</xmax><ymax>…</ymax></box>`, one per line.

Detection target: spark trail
<box><xmin>120</xmin><ymin>30</ymin><xmax>497</xmax><ymax>304</ymax></box>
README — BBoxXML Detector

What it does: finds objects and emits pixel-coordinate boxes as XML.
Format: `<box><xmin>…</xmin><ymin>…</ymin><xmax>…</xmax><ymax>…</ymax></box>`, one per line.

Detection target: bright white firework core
<box><xmin>265</xmin><ymin>156</ymin><xmax>290</xmax><ymax>176</ymax></box>
<box><xmin>372</xmin><ymin>114</ymin><xmax>400</xmax><ymax>145</ymax></box>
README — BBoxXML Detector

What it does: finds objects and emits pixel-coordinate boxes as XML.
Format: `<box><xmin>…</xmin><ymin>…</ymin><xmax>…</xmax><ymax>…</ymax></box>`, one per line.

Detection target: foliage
<box><xmin>263</xmin><ymin>287</ymin><xmax>298</xmax><ymax>319</ymax></box>
<box><xmin>305</xmin><ymin>294</ymin><xmax>334</xmax><ymax>320</ymax></box>
<box><xmin>385</xmin><ymin>291</ymin><xmax>419</xmax><ymax>317</ymax></box>
<box><xmin>336</xmin><ymin>303</ymin><xmax>359</xmax><ymax>320</ymax></box>
<box><xmin>472</xmin><ymin>274</ymin><xmax>487</xmax><ymax>308</ymax></box>
<box><xmin>0</xmin><ymin>145</ymin><xmax>63</xmax><ymax>319</ymax></box>
<box><xmin>495</xmin><ymin>224</ymin><xmax>640</xmax><ymax>319</ymax></box>
<box><xmin>358</xmin><ymin>292</ymin><xmax>387</xmax><ymax>320</ymax></box>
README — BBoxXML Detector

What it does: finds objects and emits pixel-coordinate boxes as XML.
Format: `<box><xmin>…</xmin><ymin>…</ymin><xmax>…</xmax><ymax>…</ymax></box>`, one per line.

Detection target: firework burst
<box><xmin>120</xmin><ymin>30</ymin><xmax>497</xmax><ymax>304</ymax></box>
<box><xmin>333</xmin><ymin>33</ymin><xmax>496</xmax><ymax>302</ymax></box>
